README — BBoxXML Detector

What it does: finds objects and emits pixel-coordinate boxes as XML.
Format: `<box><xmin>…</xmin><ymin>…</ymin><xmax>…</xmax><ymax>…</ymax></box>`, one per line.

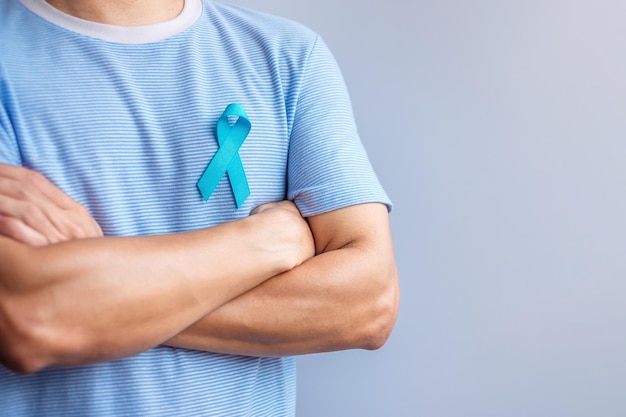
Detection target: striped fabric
<box><xmin>0</xmin><ymin>0</ymin><xmax>391</xmax><ymax>415</ymax></box>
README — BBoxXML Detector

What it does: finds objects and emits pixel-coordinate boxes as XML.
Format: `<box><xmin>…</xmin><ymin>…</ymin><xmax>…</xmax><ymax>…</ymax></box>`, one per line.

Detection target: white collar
<box><xmin>19</xmin><ymin>0</ymin><xmax>203</xmax><ymax>44</ymax></box>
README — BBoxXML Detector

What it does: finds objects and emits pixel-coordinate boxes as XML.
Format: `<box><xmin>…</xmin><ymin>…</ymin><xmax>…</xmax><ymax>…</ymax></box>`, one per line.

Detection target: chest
<box><xmin>5</xmin><ymin>48</ymin><xmax>291</xmax><ymax>235</ymax></box>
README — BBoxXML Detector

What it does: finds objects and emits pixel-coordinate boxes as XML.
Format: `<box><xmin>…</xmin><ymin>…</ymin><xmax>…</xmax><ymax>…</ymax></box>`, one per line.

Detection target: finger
<box><xmin>0</xmin><ymin>164</ymin><xmax>102</xmax><ymax>240</ymax></box>
<box><xmin>251</xmin><ymin>200</ymin><xmax>302</xmax><ymax>216</ymax></box>
<box><xmin>15</xmin><ymin>167</ymin><xmax>104</xmax><ymax>238</ymax></box>
<box><xmin>56</xmin><ymin>205</ymin><xmax>104</xmax><ymax>239</ymax></box>
<box><xmin>0</xmin><ymin>170</ymin><xmax>70</xmax><ymax>225</ymax></box>
<box><xmin>0</xmin><ymin>194</ymin><xmax>66</xmax><ymax>243</ymax></box>
<box><xmin>0</xmin><ymin>163</ymin><xmax>77</xmax><ymax>209</ymax></box>
<box><xmin>251</xmin><ymin>200</ymin><xmax>284</xmax><ymax>215</ymax></box>
<box><xmin>0</xmin><ymin>214</ymin><xmax>49</xmax><ymax>247</ymax></box>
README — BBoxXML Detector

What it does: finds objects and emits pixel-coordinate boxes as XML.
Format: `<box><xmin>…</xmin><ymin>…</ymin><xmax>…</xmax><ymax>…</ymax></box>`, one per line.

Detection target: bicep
<box><xmin>307</xmin><ymin>202</ymin><xmax>394</xmax><ymax>255</ymax></box>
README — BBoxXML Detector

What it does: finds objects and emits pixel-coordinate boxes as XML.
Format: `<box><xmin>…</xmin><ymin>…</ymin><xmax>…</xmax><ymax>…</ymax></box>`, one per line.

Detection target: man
<box><xmin>0</xmin><ymin>0</ymin><xmax>399</xmax><ymax>415</ymax></box>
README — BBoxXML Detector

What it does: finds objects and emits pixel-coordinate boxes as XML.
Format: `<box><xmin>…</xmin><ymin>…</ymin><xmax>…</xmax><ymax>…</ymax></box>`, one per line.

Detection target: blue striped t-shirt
<box><xmin>0</xmin><ymin>0</ymin><xmax>391</xmax><ymax>415</ymax></box>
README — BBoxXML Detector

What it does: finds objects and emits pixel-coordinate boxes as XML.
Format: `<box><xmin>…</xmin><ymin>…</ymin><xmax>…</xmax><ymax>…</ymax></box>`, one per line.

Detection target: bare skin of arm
<box><xmin>166</xmin><ymin>202</ymin><xmax>399</xmax><ymax>356</ymax></box>
<box><xmin>1</xmin><ymin>0</ymin><xmax>398</xmax><ymax>370</ymax></box>
<box><xmin>0</xmin><ymin>164</ymin><xmax>399</xmax><ymax>362</ymax></box>
<box><xmin>0</xmin><ymin>167</ymin><xmax>314</xmax><ymax>373</ymax></box>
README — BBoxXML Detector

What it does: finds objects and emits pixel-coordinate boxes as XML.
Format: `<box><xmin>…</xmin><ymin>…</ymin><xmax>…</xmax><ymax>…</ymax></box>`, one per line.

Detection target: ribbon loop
<box><xmin>197</xmin><ymin>103</ymin><xmax>251</xmax><ymax>208</ymax></box>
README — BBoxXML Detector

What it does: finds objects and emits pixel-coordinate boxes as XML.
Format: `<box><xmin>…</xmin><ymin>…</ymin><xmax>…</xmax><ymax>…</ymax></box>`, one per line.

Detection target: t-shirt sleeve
<box><xmin>0</xmin><ymin>137</ymin><xmax>20</xmax><ymax>165</ymax></box>
<box><xmin>0</xmin><ymin>98</ymin><xmax>21</xmax><ymax>165</ymax></box>
<box><xmin>287</xmin><ymin>36</ymin><xmax>392</xmax><ymax>217</ymax></box>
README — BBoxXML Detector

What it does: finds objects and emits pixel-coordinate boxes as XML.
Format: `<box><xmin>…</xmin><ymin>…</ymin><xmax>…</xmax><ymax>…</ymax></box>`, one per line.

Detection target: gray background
<box><xmin>230</xmin><ymin>0</ymin><xmax>626</xmax><ymax>416</ymax></box>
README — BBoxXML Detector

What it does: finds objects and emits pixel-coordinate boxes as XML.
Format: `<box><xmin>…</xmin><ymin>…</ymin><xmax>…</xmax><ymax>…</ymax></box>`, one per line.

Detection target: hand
<box><xmin>251</xmin><ymin>200</ymin><xmax>315</xmax><ymax>269</ymax></box>
<box><xmin>0</xmin><ymin>163</ymin><xmax>103</xmax><ymax>246</ymax></box>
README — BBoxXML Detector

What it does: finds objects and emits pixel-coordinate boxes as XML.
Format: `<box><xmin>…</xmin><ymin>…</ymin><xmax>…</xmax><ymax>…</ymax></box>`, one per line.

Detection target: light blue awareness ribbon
<box><xmin>197</xmin><ymin>103</ymin><xmax>251</xmax><ymax>208</ymax></box>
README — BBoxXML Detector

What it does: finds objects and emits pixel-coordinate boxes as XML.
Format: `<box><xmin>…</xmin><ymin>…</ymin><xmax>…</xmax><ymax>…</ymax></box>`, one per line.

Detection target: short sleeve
<box><xmin>287</xmin><ymin>36</ymin><xmax>391</xmax><ymax>217</ymax></box>
<box><xmin>0</xmin><ymin>129</ymin><xmax>20</xmax><ymax>165</ymax></box>
<box><xmin>0</xmin><ymin>86</ymin><xmax>21</xmax><ymax>165</ymax></box>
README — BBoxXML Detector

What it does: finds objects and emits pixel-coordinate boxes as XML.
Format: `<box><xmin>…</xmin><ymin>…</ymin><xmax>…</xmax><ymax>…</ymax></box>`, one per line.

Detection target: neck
<box><xmin>45</xmin><ymin>0</ymin><xmax>185</xmax><ymax>26</ymax></box>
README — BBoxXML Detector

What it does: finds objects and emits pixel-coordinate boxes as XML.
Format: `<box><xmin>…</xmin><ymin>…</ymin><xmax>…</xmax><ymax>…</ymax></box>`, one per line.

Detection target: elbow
<box><xmin>0</xmin><ymin>294</ymin><xmax>75</xmax><ymax>375</ymax></box>
<box><xmin>360</xmin><ymin>265</ymin><xmax>400</xmax><ymax>351</ymax></box>
<box><xmin>1</xmin><ymin>348</ymin><xmax>46</xmax><ymax>376</ymax></box>
<box><xmin>0</xmin><ymin>329</ymin><xmax>40</xmax><ymax>374</ymax></box>
<box><xmin>0</xmin><ymin>249</ymin><xmax>51</xmax><ymax>373</ymax></box>
<box><xmin>362</xmin><ymin>316</ymin><xmax>396</xmax><ymax>351</ymax></box>
<box><xmin>0</xmin><ymin>298</ymin><xmax>45</xmax><ymax>374</ymax></box>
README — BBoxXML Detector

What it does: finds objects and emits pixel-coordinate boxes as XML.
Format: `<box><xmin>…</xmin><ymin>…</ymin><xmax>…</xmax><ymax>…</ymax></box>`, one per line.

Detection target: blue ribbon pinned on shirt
<box><xmin>197</xmin><ymin>103</ymin><xmax>251</xmax><ymax>208</ymax></box>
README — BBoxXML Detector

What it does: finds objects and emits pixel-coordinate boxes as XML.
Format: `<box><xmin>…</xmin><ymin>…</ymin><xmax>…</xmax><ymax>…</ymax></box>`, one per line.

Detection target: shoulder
<box><xmin>0</xmin><ymin>1</ymin><xmax>28</xmax><ymax>52</ymax></box>
<box><xmin>0</xmin><ymin>0</ymin><xmax>63</xmax><ymax>61</ymax></box>
<box><xmin>202</xmin><ymin>1</ymin><xmax>319</xmax><ymax>57</ymax></box>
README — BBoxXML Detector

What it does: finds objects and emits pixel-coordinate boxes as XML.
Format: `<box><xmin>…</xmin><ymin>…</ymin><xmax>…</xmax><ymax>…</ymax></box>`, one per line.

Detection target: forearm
<box><xmin>167</xmin><ymin>247</ymin><xmax>397</xmax><ymax>356</ymax></box>
<box><xmin>0</xmin><ymin>209</ymin><xmax>308</xmax><ymax>372</ymax></box>
<box><xmin>166</xmin><ymin>205</ymin><xmax>399</xmax><ymax>356</ymax></box>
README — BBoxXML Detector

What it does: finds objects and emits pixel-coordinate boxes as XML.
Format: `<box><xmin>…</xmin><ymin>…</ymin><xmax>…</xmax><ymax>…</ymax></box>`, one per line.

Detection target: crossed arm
<box><xmin>0</xmin><ymin>164</ymin><xmax>399</xmax><ymax>373</ymax></box>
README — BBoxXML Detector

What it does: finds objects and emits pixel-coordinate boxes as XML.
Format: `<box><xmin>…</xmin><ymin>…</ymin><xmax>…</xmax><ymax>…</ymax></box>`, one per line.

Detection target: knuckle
<box><xmin>59</xmin><ymin>208</ymin><xmax>100</xmax><ymax>240</ymax></box>
<box><xmin>0</xmin><ymin>216</ymin><xmax>48</xmax><ymax>246</ymax></box>
<box><xmin>67</xmin><ymin>209</ymin><xmax>90</xmax><ymax>237</ymax></box>
<box><xmin>66</xmin><ymin>221</ymin><xmax>87</xmax><ymax>239</ymax></box>
<box><xmin>76</xmin><ymin>204</ymin><xmax>91</xmax><ymax>218</ymax></box>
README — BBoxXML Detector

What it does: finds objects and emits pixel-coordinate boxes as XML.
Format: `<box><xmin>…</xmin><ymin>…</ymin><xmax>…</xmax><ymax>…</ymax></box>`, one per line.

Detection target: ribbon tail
<box><xmin>197</xmin><ymin>135</ymin><xmax>244</xmax><ymax>201</ymax></box>
<box><xmin>227</xmin><ymin>156</ymin><xmax>250</xmax><ymax>208</ymax></box>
